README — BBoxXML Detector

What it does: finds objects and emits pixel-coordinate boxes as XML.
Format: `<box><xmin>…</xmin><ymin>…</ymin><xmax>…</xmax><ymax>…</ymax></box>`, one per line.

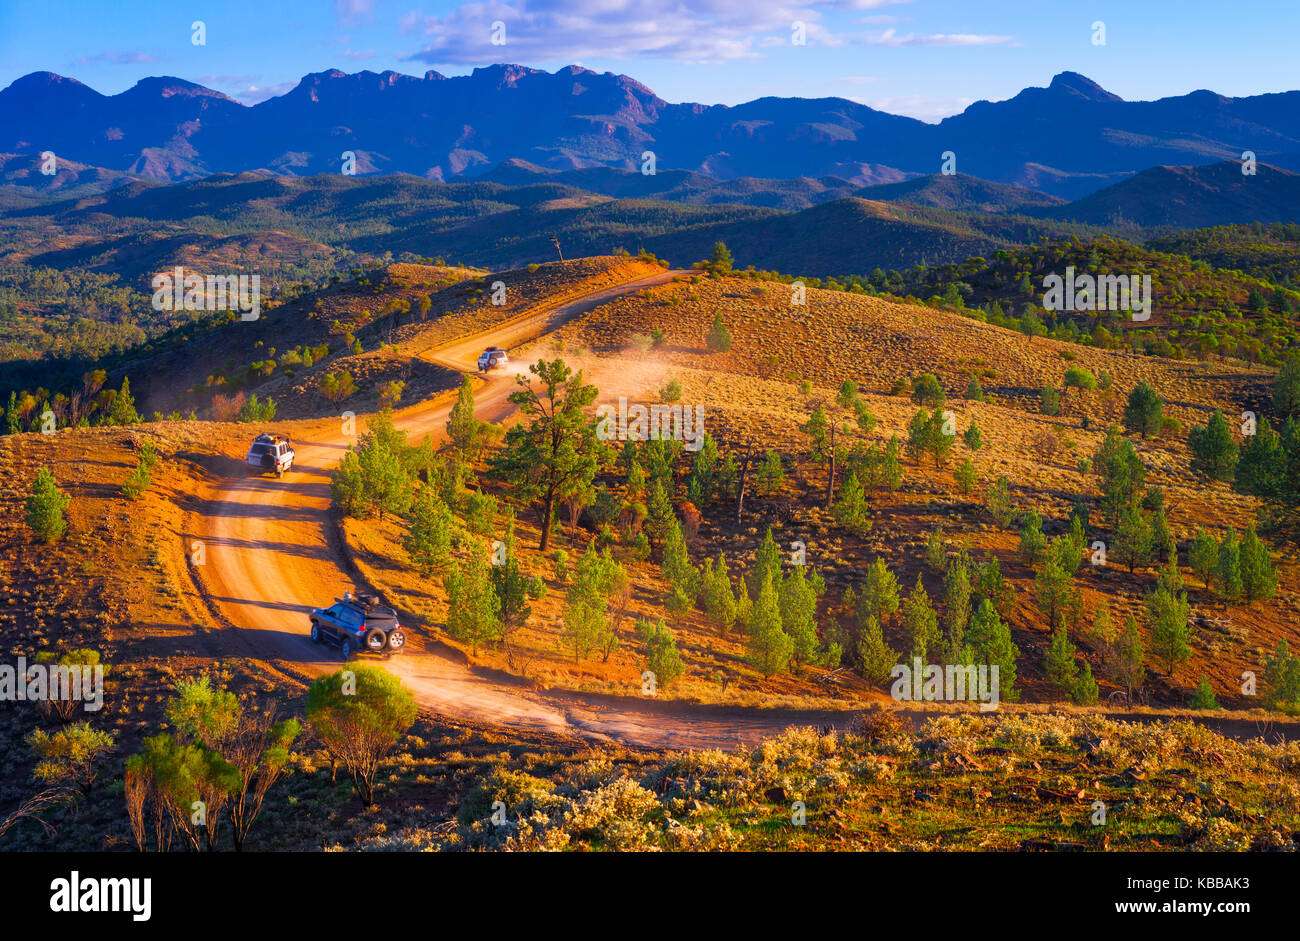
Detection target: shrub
<box><xmin>1063</xmin><ymin>366</ymin><xmax>1097</xmax><ymax>390</ymax></box>
<box><xmin>705</xmin><ymin>311</ymin><xmax>731</xmax><ymax>353</ymax></box>
<box><xmin>1189</xmin><ymin>677</ymin><xmax>1219</xmax><ymax>710</ymax></box>
<box><xmin>910</xmin><ymin>373</ymin><xmax>945</xmax><ymax>407</ymax></box>
<box><xmin>25</xmin><ymin>467</ymin><xmax>70</xmax><ymax>542</ymax></box>
<box><xmin>636</xmin><ymin>619</ymin><xmax>684</xmax><ymax>687</ymax></box>
<box><xmin>1040</xmin><ymin>384</ymin><xmax>1061</xmax><ymax>416</ymax></box>
<box><xmin>305</xmin><ymin>666</ymin><xmax>417</xmax><ymax>806</ymax></box>
<box><xmin>121</xmin><ymin>459</ymin><xmax>152</xmax><ymax>500</ymax></box>
<box><xmin>954</xmin><ymin>458</ymin><xmax>976</xmax><ymax>494</ymax></box>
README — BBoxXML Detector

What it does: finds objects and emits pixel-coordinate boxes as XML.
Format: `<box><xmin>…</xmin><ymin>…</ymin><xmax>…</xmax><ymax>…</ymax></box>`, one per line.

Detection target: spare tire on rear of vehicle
<box><xmin>364</xmin><ymin>628</ymin><xmax>387</xmax><ymax>651</ymax></box>
<box><xmin>260</xmin><ymin>451</ymin><xmax>276</xmax><ymax>472</ymax></box>
<box><xmin>387</xmin><ymin>629</ymin><xmax>406</xmax><ymax>651</ymax></box>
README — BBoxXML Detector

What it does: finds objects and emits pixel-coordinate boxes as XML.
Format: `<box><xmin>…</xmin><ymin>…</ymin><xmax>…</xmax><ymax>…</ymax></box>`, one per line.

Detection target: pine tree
<box><xmin>986</xmin><ymin>475</ymin><xmax>1015</xmax><ymax>528</ymax></box>
<box><xmin>752</xmin><ymin>528</ymin><xmax>782</xmax><ymax>598</ymax></box>
<box><xmin>1113</xmin><ymin>504</ymin><xmax>1153</xmax><ymax>573</ymax></box>
<box><xmin>1188</xmin><ymin>409</ymin><xmax>1238</xmax><ymax>481</ymax></box>
<box><xmin>645</xmin><ymin>478</ymin><xmax>674</xmax><ymax>546</ymax></box>
<box><xmin>881</xmin><ymin>435</ymin><xmax>904</xmax><ymax>492</ymax></box>
<box><xmin>637</xmin><ymin>619</ymin><xmax>684</xmax><ymax>687</ymax></box>
<box><xmin>3</xmin><ymin>390</ymin><xmax>16</xmax><ymax>434</ymax></box>
<box><xmin>855</xmin><ymin>615</ymin><xmax>899</xmax><ymax>684</ymax></box>
<box><xmin>836</xmin><ymin>379</ymin><xmax>858</xmax><ymax>409</ymax></box>
<box><xmin>1215</xmin><ymin>528</ymin><xmax>1243</xmax><ymax>601</ymax></box>
<box><xmin>902</xmin><ymin>575</ymin><xmax>940</xmax><ymax>661</ymax></box>
<box><xmin>1239</xmin><ymin>524</ymin><xmax>1278</xmax><ymax>601</ymax></box>
<box><xmin>443</xmin><ymin>557</ymin><xmax>501</xmax><ymax>655</ymax></box>
<box><xmin>967</xmin><ymin>598</ymin><xmax>1019</xmax><ymax>701</ymax></box>
<box><xmin>1263</xmin><ymin>639</ymin><xmax>1300</xmax><ymax>710</ymax></box>
<box><xmin>1071</xmin><ymin>660</ymin><xmax>1099</xmax><ymax>705</ymax></box>
<box><xmin>685</xmin><ymin>434</ymin><xmax>718</xmax><ymax>505</ymax></box>
<box><xmin>446</xmin><ymin>375</ymin><xmax>491</xmax><ymax>465</ymax></box>
<box><xmin>1234</xmin><ymin>417</ymin><xmax>1284</xmax><ymax>497</ymax></box>
<box><xmin>1189</xmin><ymin>528</ymin><xmax>1218</xmax><ymax>588</ymax></box>
<box><xmin>660</xmin><ymin>515</ymin><xmax>699</xmax><ymax>608</ymax></box>
<box><xmin>833</xmin><ymin>471</ymin><xmax>869</xmax><ymax>532</ymax></box>
<box><xmin>779</xmin><ymin>564</ymin><xmax>821</xmax><ymax>667</ymax></box>
<box><xmin>746</xmin><ymin>572</ymin><xmax>793</xmax><ymax>676</ymax></box>
<box><xmin>705</xmin><ymin>310</ymin><xmax>732</xmax><ymax>352</ymax></box>
<box><xmin>489</xmin><ymin>514</ymin><xmax>532</xmax><ymax>644</ymax></box>
<box><xmin>1145</xmin><ymin>584</ymin><xmax>1192</xmax><ymax>675</ymax></box>
<box><xmin>754</xmin><ymin>450</ymin><xmax>786</xmax><ymax>495</ymax></box>
<box><xmin>1189</xmin><ymin>677</ymin><xmax>1219</xmax><ymax>710</ymax></box>
<box><xmin>1044</xmin><ymin>626</ymin><xmax>1080</xmax><ymax>698</ymax></box>
<box><xmin>925</xmin><ymin>523</ymin><xmax>948</xmax><ymax>573</ymax></box>
<box><xmin>1090</xmin><ymin>601</ymin><xmax>1115</xmax><ymax>647</ymax></box>
<box><xmin>562</xmin><ymin>544</ymin><xmax>623</xmax><ymax>660</ymax></box>
<box><xmin>403</xmin><ymin>486</ymin><xmax>455</xmax><ymax>577</ymax></box>
<box><xmin>735</xmin><ymin>578</ymin><xmax>753</xmax><ymax>631</ymax></box>
<box><xmin>1148</xmin><ymin>504</ymin><xmax>1174</xmax><ymax>561</ymax></box>
<box><xmin>856</xmin><ymin>558</ymin><xmax>901</xmax><ymax>626</ymax></box>
<box><xmin>107</xmin><ymin>376</ymin><xmax>140</xmax><ymax>426</ymax></box>
<box><xmin>707</xmin><ymin>241</ymin><xmax>733</xmax><ymax>276</ymax></box>
<box><xmin>700</xmin><ymin>553</ymin><xmax>738</xmax><ymax>631</ymax></box>
<box><xmin>942</xmin><ymin>557</ymin><xmax>971</xmax><ymax>660</ymax></box>
<box><xmin>25</xmin><ymin>466</ymin><xmax>71</xmax><ymax>543</ymax></box>
<box><xmin>1017</xmin><ymin>510</ymin><xmax>1047</xmax><ymax>565</ymax></box>
<box><xmin>954</xmin><ymin>457</ymin><xmax>976</xmax><ymax>494</ymax></box>
<box><xmin>800</xmin><ymin>406</ymin><xmax>830</xmax><ymax>463</ymax></box>
<box><xmin>1123</xmin><ymin>380</ymin><xmax>1164</xmax><ymax>438</ymax></box>
<box><xmin>1093</xmin><ymin>425</ymin><xmax>1146</xmax><ymax>525</ymax></box>
<box><xmin>488</xmin><ymin>358</ymin><xmax>600</xmax><ymax>551</ymax></box>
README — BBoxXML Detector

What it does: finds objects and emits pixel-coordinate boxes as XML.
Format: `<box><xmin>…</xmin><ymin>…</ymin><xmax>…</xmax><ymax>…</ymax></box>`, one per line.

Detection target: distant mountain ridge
<box><xmin>4</xmin><ymin>66</ymin><xmax>1300</xmax><ymax>198</ymax></box>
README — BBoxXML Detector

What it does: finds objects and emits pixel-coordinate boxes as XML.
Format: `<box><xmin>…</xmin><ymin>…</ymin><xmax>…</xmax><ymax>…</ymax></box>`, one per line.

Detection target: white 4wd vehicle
<box><xmin>477</xmin><ymin>346</ymin><xmax>509</xmax><ymax>371</ymax></box>
<box><xmin>246</xmin><ymin>433</ymin><xmax>295</xmax><ymax>478</ymax></box>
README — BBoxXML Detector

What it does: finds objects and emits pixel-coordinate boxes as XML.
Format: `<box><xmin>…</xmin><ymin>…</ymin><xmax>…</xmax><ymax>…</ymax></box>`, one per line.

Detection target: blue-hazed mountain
<box><xmin>2</xmin><ymin>66</ymin><xmax>1300</xmax><ymax>198</ymax></box>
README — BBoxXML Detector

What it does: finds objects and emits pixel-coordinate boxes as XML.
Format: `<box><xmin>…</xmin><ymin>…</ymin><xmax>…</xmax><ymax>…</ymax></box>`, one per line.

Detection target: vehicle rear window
<box><xmin>250</xmin><ymin>444</ymin><xmax>272</xmax><ymax>455</ymax></box>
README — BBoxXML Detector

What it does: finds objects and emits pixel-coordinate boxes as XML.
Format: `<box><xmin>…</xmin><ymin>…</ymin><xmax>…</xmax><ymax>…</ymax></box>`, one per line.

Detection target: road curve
<box><xmin>196</xmin><ymin>269</ymin><xmax>859</xmax><ymax>749</ymax></box>
<box><xmin>193</xmin><ymin>269</ymin><xmax>1300</xmax><ymax>750</ymax></box>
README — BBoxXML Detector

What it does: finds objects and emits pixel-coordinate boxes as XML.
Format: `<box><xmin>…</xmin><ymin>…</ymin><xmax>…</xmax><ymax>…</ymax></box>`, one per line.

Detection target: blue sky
<box><xmin>2</xmin><ymin>0</ymin><xmax>1297</xmax><ymax>121</ymax></box>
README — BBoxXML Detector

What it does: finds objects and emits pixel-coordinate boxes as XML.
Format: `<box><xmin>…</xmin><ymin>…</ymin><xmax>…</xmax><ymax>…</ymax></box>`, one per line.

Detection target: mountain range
<box><xmin>4</xmin><ymin>66</ymin><xmax>1300</xmax><ymax>198</ymax></box>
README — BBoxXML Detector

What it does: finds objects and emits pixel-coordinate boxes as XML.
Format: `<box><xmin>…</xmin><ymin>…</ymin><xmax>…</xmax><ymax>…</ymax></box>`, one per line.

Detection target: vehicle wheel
<box><xmin>364</xmin><ymin>628</ymin><xmax>387</xmax><ymax>651</ymax></box>
<box><xmin>388</xmin><ymin>629</ymin><xmax>406</xmax><ymax>652</ymax></box>
<box><xmin>310</xmin><ymin>621</ymin><xmax>320</xmax><ymax>644</ymax></box>
<box><xmin>340</xmin><ymin>639</ymin><xmax>352</xmax><ymax>661</ymax></box>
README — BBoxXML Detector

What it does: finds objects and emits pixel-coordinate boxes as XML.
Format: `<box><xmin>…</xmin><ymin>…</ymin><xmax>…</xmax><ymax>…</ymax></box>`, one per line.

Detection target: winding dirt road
<box><xmin>195</xmin><ymin>269</ymin><xmax>856</xmax><ymax>749</ymax></box>
<box><xmin>192</xmin><ymin>269</ymin><xmax>1300</xmax><ymax>751</ymax></box>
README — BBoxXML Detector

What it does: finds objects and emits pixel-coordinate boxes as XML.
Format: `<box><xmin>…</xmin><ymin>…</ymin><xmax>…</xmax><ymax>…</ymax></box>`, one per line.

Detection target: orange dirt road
<box><xmin>196</xmin><ymin>269</ymin><xmax>854</xmax><ymax>749</ymax></box>
<box><xmin>193</xmin><ymin>269</ymin><xmax>1300</xmax><ymax>751</ymax></box>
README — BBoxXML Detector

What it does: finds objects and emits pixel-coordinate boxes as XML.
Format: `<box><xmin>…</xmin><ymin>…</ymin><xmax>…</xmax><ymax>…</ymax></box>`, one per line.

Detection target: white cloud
<box><xmin>234</xmin><ymin>81</ymin><xmax>299</xmax><ymax>104</ymax></box>
<box><xmin>403</xmin><ymin>0</ymin><xmax>1004</xmax><ymax>65</ymax></box>
<box><xmin>859</xmin><ymin>28</ymin><xmax>1011</xmax><ymax>46</ymax></box>
<box><xmin>336</xmin><ymin>0</ymin><xmax>379</xmax><ymax>24</ymax></box>
<box><xmin>852</xmin><ymin>92</ymin><xmax>974</xmax><ymax>122</ymax></box>
<box><xmin>76</xmin><ymin>51</ymin><xmax>160</xmax><ymax>66</ymax></box>
<box><xmin>405</xmin><ymin>0</ymin><xmax>850</xmax><ymax>65</ymax></box>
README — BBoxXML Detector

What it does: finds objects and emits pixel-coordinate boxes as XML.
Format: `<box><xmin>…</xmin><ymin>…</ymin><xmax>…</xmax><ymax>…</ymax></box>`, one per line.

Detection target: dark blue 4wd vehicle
<box><xmin>309</xmin><ymin>591</ymin><xmax>406</xmax><ymax>660</ymax></box>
